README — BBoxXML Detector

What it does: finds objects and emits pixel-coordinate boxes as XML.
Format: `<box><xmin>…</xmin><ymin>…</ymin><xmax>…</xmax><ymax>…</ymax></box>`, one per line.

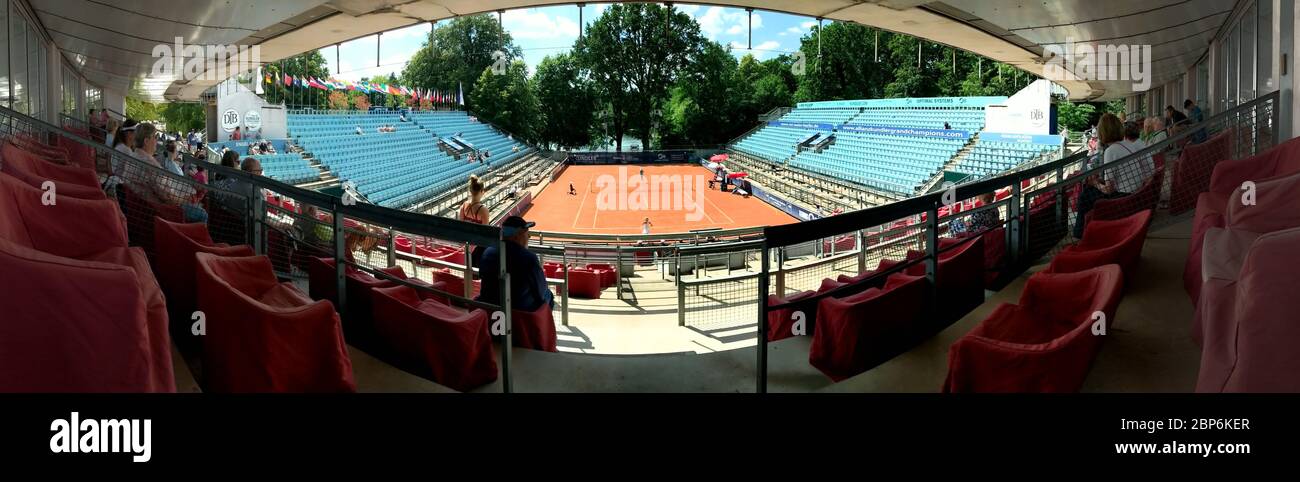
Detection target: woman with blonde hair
<box><xmin>460</xmin><ymin>174</ymin><xmax>490</xmax><ymax>267</ymax></box>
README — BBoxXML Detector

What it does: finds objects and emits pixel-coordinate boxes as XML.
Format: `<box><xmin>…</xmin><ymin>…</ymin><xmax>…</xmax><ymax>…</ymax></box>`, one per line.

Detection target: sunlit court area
<box><xmin>528</xmin><ymin>163</ymin><xmax>797</xmax><ymax>234</ymax></box>
<box><xmin>3</xmin><ymin>0</ymin><xmax>1300</xmax><ymax>402</ymax></box>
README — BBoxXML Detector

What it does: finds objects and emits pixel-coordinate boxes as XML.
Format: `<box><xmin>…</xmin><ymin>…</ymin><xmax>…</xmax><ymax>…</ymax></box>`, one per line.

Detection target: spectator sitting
<box><xmin>355</xmin><ymin>125</ymin><xmax>364</xmax><ymax>135</ymax></box>
<box><xmin>1184</xmin><ymin>99</ymin><xmax>1204</xmax><ymax>124</ymax></box>
<box><xmin>231</xmin><ymin>126</ymin><xmax>243</xmax><ymax>141</ymax></box>
<box><xmin>129</xmin><ymin>123</ymin><xmax>207</xmax><ymax>223</ymax></box>
<box><xmin>476</xmin><ymin>216</ymin><xmax>553</xmax><ymax>311</ymax></box>
<box><xmin>399</xmin><ymin>113</ymin><xmax>408</xmax><ymax>122</ymax></box>
<box><xmin>1143</xmin><ymin>117</ymin><xmax>1167</xmax><ymax>145</ymax></box>
<box><xmin>949</xmin><ymin>193</ymin><xmax>999</xmax><ymax>237</ymax></box>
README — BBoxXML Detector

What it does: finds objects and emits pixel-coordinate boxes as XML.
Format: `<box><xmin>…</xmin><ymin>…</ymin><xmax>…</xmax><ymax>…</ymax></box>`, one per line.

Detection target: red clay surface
<box><xmin>524</xmin><ymin>164</ymin><xmax>797</xmax><ymax>235</ymax></box>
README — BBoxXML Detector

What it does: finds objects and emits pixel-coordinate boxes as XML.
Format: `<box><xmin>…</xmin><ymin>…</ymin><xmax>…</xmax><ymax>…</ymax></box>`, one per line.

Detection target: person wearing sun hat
<box><xmin>476</xmin><ymin>215</ymin><xmax>553</xmax><ymax>311</ymax></box>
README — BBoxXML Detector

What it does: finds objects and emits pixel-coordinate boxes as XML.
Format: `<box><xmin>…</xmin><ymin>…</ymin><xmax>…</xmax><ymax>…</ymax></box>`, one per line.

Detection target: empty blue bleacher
<box><xmin>956</xmin><ymin>138</ymin><xmax>1061</xmax><ymax>178</ymax></box>
<box><xmin>250</xmin><ymin>153</ymin><xmax>320</xmax><ymax>185</ymax></box>
<box><xmin>287</xmin><ymin>111</ymin><xmax>533</xmax><ymax>209</ymax></box>
<box><xmin>732</xmin><ymin>98</ymin><xmax>996</xmax><ymax>194</ymax></box>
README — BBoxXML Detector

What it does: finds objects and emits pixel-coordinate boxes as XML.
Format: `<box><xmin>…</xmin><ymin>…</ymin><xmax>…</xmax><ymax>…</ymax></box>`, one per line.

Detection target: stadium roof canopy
<box><xmin>34</xmin><ymin>0</ymin><xmax>1230</xmax><ymax>102</ymax></box>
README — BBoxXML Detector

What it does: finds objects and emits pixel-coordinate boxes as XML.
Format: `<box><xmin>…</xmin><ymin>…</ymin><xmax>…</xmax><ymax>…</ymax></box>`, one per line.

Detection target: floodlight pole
<box><xmin>498</xmin><ymin>10</ymin><xmax>504</xmax><ymax>28</ymax></box>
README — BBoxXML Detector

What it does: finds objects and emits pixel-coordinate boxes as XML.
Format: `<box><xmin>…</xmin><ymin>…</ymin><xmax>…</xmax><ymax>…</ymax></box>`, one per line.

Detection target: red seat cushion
<box><xmin>766</xmin><ymin>290</ymin><xmax>817</xmax><ymax>342</ymax></box>
<box><xmin>1195</xmin><ymin>227</ymin><xmax>1300</xmax><ymax>392</ymax></box>
<box><xmin>195</xmin><ymin>253</ymin><xmax>356</xmax><ymax>393</ymax></box>
<box><xmin>944</xmin><ymin>265</ymin><xmax>1124</xmax><ymax>393</ymax></box>
<box><xmin>1047</xmin><ymin>210</ymin><xmax>1152</xmax><ymax>283</ymax></box>
<box><xmin>809</xmin><ymin>273</ymin><xmax>929</xmax><ymax>381</ymax></box>
<box><xmin>154</xmin><ymin>217</ymin><xmax>254</xmax><ymax>325</ymax></box>
<box><xmin>0</xmin><ymin>238</ymin><xmax>155</xmax><ymax>392</ymax></box>
<box><xmin>511</xmin><ymin>302</ymin><xmax>558</xmax><ymax>352</ymax></box>
<box><xmin>370</xmin><ymin>285</ymin><xmax>498</xmax><ymax>391</ymax></box>
<box><xmin>568</xmin><ymin>269</ymin><xmax>602</xmax><ymax>299</ymax></box>
<box><xmin>1</xmin><ymin>141</ymin><xmax>100</xmax><ymax>188</ymax></box>
<box><xmin>1169</xmin><ymin>130</ymin><xmax>1233</xmax><ymax>215</ymax></box>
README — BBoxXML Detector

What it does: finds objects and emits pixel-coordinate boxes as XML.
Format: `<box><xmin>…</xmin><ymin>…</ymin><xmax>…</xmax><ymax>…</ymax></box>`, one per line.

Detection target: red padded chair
<box><xmin>307</xmin><ymin>257</ymin><xmax>407</xmax><ymax>346</ymax></box>
<box><xmin>1195</xmin><ymin>226</ymin><xmax>1300</xmax><ymax>392</ymax></box>
<box><xmin>766</xmin><ymin>290</ymin><xmax>817</xmax><ymax>342</ymax></box>
<box><xmin>1169</xmin><ymin>129</ymin><xmax>1233</xmax><ymax>215</ymax></box>
<box><xmin>0</xmin><ymin>237</ymin><xmax>154</xmax><ymax>392</ymax></box>
<box><xmin>395</xmin><ymin>236</ymin><xmax>413</xmax><ymax>254</ymax></box>
<box><xmin>809</xmin><ymin>273</ymin><xmax>929</xmax><ymax>381</ymax></box>
<box><xmin>1</xmin><ymin>142</ymin><xmax>99</xmax><ymax>188</ymax></box>
<box><xmin>901</xmin><ymin>236</ymin><xmax>984</xmax><ymax>324</ymax></box>
<box><xmin>943</xmin><ymin>265</ymin><xmax>1125</xmax><ymax>393</ymax></box>
<box><xmin>154</xmin><ymin>217</ymin><xmax>254</xmax><ymax>330</ymax></box>
<box><xmin>0</xmin><ymin>166</ymin><xmax>105</xmax><ymax>200</ymax></box>
<box><xmin>587</xmin><ymin>263</ymin><xmax>616</xmax><ymax>287</ymax></box>
<box><xmin>370</xmin><ymin>285</ymin><xmax>498</xmax><ymax>391</ymax></box>
<box><xmin>120</xmin><ymin>184</ymin><xmax>184</xmax><ymax>257</ymax></box>
<box><xmin>1087</xmin><ymin>164</ymin><xmax>1163</xmax><ymax>224</ymax></box>
<box><xmin>511</xmin><ymin>302</ymin><xmax>558</xmax><ymax>352</ymax></box>
<box><xmin>54</xmin><ymin>133</ymin><xmax>97</xmax><ymax>171</ymax></box>
<box><xmin>568</xmin><ymin>269</ymin><xmax>602</xmax><ymax>298</ymax></box>
<box><xmin>0</xmin><ymin>172</ymin><xmax>173</xmax><ymax>392</ymax></box>
<box><xmin>1046</xmin><ymin>210</ymin><xmax>1152</xmax><ymax>283</ymax></box>
<box><xmin>1025</xmin><ymin>194</ymin><xmax>1067</xmax><ymax>263</ymax></box>
<box><xmin>431</xmin><ymin>268</ymin><xmax>480</xmax><ymax>299</ymax></box>
<box><xmin>1185</xmin><ymin>138</ymin><xmax>1300</xmax><ymax>303</ymax></box>
<box><xmin>195</xmin><ymin>253</ymin><xmax>356</xmax><ymax>393</ymax></box>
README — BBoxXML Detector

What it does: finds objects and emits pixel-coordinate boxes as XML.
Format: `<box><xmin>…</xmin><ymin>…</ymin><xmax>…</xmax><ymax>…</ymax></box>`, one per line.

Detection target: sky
<box><xmin>319</xmin><ymin>4</ymin><xmax>826</xmax><ymax>83</ymax></box>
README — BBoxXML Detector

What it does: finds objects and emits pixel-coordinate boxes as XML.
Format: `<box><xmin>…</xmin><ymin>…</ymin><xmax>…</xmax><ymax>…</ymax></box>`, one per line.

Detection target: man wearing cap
<box><xmin>477</xmin><ymin>216</ymin><xmax>554</xmax><ymax>312</ymax></box>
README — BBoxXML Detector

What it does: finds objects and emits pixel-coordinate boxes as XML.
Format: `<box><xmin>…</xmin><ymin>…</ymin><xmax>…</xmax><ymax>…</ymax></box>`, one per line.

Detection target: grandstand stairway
<box><xmin>920</xmin><ymin>133</ymin><xmax>981</xmax><ymax>193</ymax></box>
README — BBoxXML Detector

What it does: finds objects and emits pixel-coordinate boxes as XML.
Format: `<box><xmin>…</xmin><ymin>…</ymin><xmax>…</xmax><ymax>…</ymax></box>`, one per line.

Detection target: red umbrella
<box><xmin>709</xmin><ymin>154</ymin><xmax>729</xmax><ymax>162</ymax></box>
<box><xmin>727</xmin><ymin>172</ymin><xmax>748</xmax><ymax>179</ymax></box>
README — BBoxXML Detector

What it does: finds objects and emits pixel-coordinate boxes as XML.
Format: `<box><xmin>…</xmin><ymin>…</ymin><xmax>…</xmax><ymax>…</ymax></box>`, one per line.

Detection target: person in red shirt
<box><xmin>230</xmin><ymin>126</ymin><xmax>243</xmax><ymax>141</ymax></box>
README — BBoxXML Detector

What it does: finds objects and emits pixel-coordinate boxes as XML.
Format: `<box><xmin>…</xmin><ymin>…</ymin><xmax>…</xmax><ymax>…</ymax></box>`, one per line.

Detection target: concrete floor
<box><xmin>348</xmin><ymin>218</ymin><xmax>1203</xmax><ymax>393</ymax></box>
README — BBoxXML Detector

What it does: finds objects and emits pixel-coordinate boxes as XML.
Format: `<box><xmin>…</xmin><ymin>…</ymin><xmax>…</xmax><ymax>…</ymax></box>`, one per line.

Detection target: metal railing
<box><xmin>1</xmin><ymin>88</ymin><xmax>1280</xmax><ymax>392</ymax></box>
<box><xmin>753</xmin><ymin>90</ymin><xmax>1280</xmax><ymax>392</ymax></box>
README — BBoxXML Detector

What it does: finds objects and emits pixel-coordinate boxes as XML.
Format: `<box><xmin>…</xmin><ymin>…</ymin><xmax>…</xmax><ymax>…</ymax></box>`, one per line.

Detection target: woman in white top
<box><xmin>641</xmin><ymin>217</ymin><xmax>653</xmax><ymax>235</ymax></box>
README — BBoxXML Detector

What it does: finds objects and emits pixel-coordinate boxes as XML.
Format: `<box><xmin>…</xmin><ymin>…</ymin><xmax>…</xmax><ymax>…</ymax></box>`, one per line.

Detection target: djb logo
<box><xmin>220</xmin><ymin>109</ymin><xmax>240</xmax><ymax>132</ymax></box>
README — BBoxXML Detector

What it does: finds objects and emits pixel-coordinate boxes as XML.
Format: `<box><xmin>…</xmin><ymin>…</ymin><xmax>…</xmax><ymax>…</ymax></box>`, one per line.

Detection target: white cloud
<box><xmin>675</xmin><ymin>4</ymin><xmax>699</xmax><ymax>15</ymax></box>
<box><xmin>696</xmin><ymin>7</ymin><xmax>760</xmax><ymax>39</ymax></box>
<box><xmin>503</xmin><ymin>9</ymin><xmax>580</xmax><ymax>40</ymax></box>
<box><xmin>801</xmin><ymin>21</ymin><xmax>818</xmax><ymax>30</ymax></box>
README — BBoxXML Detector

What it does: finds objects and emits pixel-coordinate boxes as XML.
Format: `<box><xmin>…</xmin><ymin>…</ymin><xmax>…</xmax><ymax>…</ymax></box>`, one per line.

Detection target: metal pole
<box><xmin>818</xmin><ymin>18</ymin><xmax>824</xmax><ymax>61</ymax></box>
<box><xmin>615</xmin><ymin>246</ymin><xmax>623</xmax><ymax>301</ymax></box>
<box><xmin>499</xmin><ymin>236</ymin><xmax>513</xmax><ymax>393</ymax></box>
<box><xmin>333</xmin><ymin>208</ymin><xmax>347</xmax><ymax>316</ymax></box>
<box><xmin>757</xmin><ymin>245</ymin><xmax>771</xmax><ymax>393</ymax></box>
<box><xmin>746</xmin><ymin>8</ymin><xmax>754</xmax><ymax>50</ymax></box>
<box><xmin>578</xmin><ymin>3</ymin><xmax>585</xmax><ymax>39</ymax></box>
<box><xmin>386</xmin><ymin>227</ymin><xmax>396</xmax><ymax>267</ymax></box>
<box><xmin>873</xmin><ymin>29</ymin><xmax>878</xmax><ymax>63</ymax></box>
<box><xmin>498</xmin><ymin>10</ymin><xmax>504</xmax><ymax>28</ymax></box>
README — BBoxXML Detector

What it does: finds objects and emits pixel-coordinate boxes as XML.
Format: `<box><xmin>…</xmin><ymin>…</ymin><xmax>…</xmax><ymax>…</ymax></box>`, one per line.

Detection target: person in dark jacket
<box><xmin>476</xmin><ymin>216</ymin><xmax>554</xmax><ymax>311</ymax></box>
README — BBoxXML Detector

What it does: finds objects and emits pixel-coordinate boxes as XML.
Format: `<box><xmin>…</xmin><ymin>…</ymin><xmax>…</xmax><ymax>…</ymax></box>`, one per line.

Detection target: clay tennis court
<box><xmin>525</xmin><ymin>164</ymin><xmax>797</xmax><ymax>234</ymax></box>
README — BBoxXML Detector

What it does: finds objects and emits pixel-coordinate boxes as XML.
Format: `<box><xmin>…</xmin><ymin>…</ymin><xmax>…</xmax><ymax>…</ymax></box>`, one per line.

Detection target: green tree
<box><xmin>402</xmin><ymin>15</ymin><xmax>521</xmax><ymax>111</ymax></box>
<box><xmin>662</xmin><ymin>41</ymin><xmax>742</xmax><ymax>147</ymax></box>
<box><xmin>159</xmin><ymin>102</ymin><xmax>205</xmax><ymax>133</ymax></box>
<box><xmin>125</xmin><ymin>98</ymin><xmax>160</xmax><ymax>123</ymax></box>
<box><xmin>469</xmin><ymin>60</ymin><xmax>540</xmax><ymax>144</ymax></box>
<box><xmin>574</xmin><ymin>3</ymin><xmax>704</xmax><ymax>150</ymax></box>
<box><xmin>1056</xmin><ymin>102</ymin><xmax>1097</xmax><ymax>132</ymax></box>
<box><xmin>796</xmin><ymin>23</ymin><xmax>887</xmax><ymax>102</ymax></box>
<box><xmin>532</xmin><ymin>53</ymin><xmax>595</xmax><ymax>149</ymax></box>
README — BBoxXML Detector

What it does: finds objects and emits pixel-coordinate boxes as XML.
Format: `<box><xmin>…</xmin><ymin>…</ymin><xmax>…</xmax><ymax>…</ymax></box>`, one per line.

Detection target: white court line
<box><xmin>569</xmin><ymin>171</ymin><xmax>592</xmax><ymax>229</ymax></box>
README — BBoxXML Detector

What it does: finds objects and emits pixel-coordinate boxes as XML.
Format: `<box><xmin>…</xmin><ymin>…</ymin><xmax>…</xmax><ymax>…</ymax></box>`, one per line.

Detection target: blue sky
<box><xmin>319</xmin><ymin>4</ymin><xmax>825</xmax><ymax>82</ymax></box>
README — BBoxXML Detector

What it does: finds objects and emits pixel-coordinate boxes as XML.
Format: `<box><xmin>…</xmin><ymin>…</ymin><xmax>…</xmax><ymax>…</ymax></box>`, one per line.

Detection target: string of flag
<box><xmin>264</xmin><ymin>72</ymin><xmax>464</xmax><ymax>106</ymax></box>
